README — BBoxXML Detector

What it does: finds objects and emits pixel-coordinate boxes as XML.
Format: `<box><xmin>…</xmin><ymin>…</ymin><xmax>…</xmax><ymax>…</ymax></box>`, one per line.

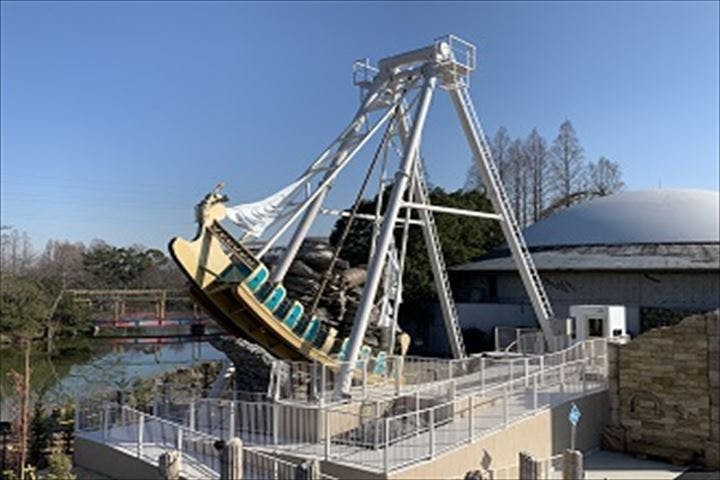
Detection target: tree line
<box><xmin>1</xmin><ymin>227</ymin><xmax>185</xmax><ymax>339</ymax></box>
<box><xmin>465</xmin><ymin>120</ymin><xmax>625</xmax><ymax>226</ymax></box>
<box><xmin>0</xmin><ymin>228</ymin><xmax>186</xmax><ymax>478</ymax></box>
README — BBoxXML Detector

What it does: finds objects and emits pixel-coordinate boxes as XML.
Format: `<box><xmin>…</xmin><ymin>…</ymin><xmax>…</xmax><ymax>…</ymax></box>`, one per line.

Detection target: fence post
<box><xmin>158</xmin><ymin>451</ymin><xmax>182</xmax><ymax>480</ymax></box>
<box><xmin>394</xmin><ymin>356</ymin><xmax>403</xmax><ymax>395</ymax></box>
<box><xmin>229</xmin><ymin>400</ymin><xmax>236</xmax><ymax>440</ymax></box>
<box><xmin>295</xmin><ymin>458</ymin><xmax>320</xmax><ymax>480</ymax></box>
<box><xmin>560</xmin><ymin>364</ymin><xmax>565</xmax><ymax>393</ymax></box>
<box><xmin>177</xmin><ymin>425</ymin><xmax>183</xmax><ymax>452</ymax></box>
<box><xmin>582</xmin><ymin>362</ymin><xmax>587</xmax><ymax>392</ymax></box>
<box><xmin>480</xmin><ymin>357</ymin><xmax>486</xmax><ymax>394</ymax></box>
<box><xmin>503</xmin><ymin>385</ymin><xmax>509</xmax><ymax>427</ymax></box>
<box><xmin>103</xmin><ymin>403</ymin><xmax>110</xmax><ymax>440</ymax></box>
<box><xmin>321</xmin><ymin>364</ymin><xmax>327</xmax><ymax>400</ymax></box>
<box><xmin>532</xmin><ymin>374</ymin><xmax>538</xmax><ymax>409</ymax></box>
<box><xmin>524</xmin><ymin>358</ymin><xmax>530</xmax><ymax>388</ymax></box>
<box><xmin>189</xmin><ymin>399</ymin><xmax>196</xmax><ymax>431</ymax></box>
<box><xmin>273</xmin><ymin>403</ymin><xmax>279</xmax><ymax>446</ymax></box>
<box><xmin>323</xmin><ymin>405</ymin><xmax>330</xmax><ymax>460</ymax></box>
<box><xmin>220</xmin><ymin>437</ymin><xmax>243</xmax><ymax>480</ymax></box>
<box><xmin>429</xmin><ymin>408</ymin><xmax>435</xmax><ymax>459</ymax></box>
<box><xmin>311</xmin><ymin>361</ymin><xmax>318</xmax><ymax>400</ymax></box>
<box><xmin>539</xmin><ymin>356</ymin><xmax>544</xmax><ymax>385</ymax></box>
<box><xmin>519</xmin><ymin>451</ymin><xmax>539</xmax><ymax>480</ymax></box>
<box><xmin>384</xmin><ymin>417</ymin><xmax>390</xmax><ymax>474</ymax></box>
<box><xmin>137</xmin><ymin>412</ymin><xmax>144</xmax><ymax>458</ymax></box>
<box><xmin>415</xmin><ymin>391</ymin><xmax>421</xmax><ymax>431</ymax></box>
<box><xmin>562</xmin><ymin>449</ymin><xmax>583</xmax><ymax>480</ymax></box>
<box><xmin>448</xmin><ymin>361</ymin><xmax>453</xmax><ymax>380</ymax></box>
<box><xmin>362</xmin><ymin>360</ymin><xmax>368</xmax><ymax>398</ymax></box>
<box><xmin>468</xmin><ymin>395</ymin><xmax>474</xmax><ymax>443</ymax></box>
<box><xmin>509</xmin><ymin>360</ymin><xmax>514</xmax><ymax>385</ymax></box>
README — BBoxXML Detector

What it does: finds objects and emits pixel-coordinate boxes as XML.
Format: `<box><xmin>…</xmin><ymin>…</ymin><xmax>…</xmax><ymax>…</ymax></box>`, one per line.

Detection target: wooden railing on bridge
<box><xmin>66</xmin><ymin>289</ymin><xmax>195</xmax><ymax>322</ymax></box>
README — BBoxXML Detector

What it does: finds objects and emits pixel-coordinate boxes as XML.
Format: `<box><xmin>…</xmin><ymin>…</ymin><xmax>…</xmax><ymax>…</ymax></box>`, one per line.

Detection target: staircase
<box><xmin>413</xmin><ymin>159</ymin><xmax>467</xmax><ymax>359</ymax></box>
<box><xmin>208</xmin><ymin>222</ymin><xmax>259</xmax><ymax>270</ymax></box>
<box><xmin>459</xmin><ymin>87</ymin><xmax>555</xmax><ymax>328</ymax></box>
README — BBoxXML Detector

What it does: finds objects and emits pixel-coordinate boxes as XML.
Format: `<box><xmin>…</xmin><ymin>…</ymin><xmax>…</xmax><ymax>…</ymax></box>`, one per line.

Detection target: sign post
<box><xmin>568</xmin><ymin>402</ymin><xmax>581</xmax><ymax>450</ymax></box>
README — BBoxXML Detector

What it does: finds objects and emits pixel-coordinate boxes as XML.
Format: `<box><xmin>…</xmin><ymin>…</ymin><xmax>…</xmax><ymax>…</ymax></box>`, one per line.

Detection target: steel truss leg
<box><xmin>447</xmin><ymin>87</ymin><xmax>555</xmax><ymax>344</ymax></box>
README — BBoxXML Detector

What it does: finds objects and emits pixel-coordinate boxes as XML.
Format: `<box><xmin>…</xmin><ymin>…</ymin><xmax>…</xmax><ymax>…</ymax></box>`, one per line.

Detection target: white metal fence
<box><xmin>77</xmin><ymin>338</ymin><xmax>608</xmax><ymax>475</ymax></box>
<box><xmin>75</xmin><ymin>400</ymin><xmax>338</xmax><ymax>479</ymax></box>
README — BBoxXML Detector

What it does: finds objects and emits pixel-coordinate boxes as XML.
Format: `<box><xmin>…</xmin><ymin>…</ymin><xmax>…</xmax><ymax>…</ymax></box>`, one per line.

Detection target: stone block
<box><xmin>710</xmin><ymin>342</ymin><xmax>720</xmax><ymax>358</ymax></box>
<box><xmin>709</xmin><ymin>351</ymin><xmax>720</xmax><ymax>371</ymax></box>
<box><xmin>710</xmin><ymin>370</ymin><xmax>720</xmax><ymax>388</ymax></box>
<box><xmin>705</xmin><ymin>440</ymin><xmax>720</xmax><ymax>469</ymax></box>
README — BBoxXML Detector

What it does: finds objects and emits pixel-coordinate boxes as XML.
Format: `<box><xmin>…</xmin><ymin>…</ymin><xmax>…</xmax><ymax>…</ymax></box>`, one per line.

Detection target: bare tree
<box><xmin>507</xmin><ymin>138</ymin><xmax>530</xmax><ymax>226</ymax></box>
<box><xmin>549</xmin><ymin>120</ymin><xmax>586</xmax><ymax>208</ymax></box>
<box><xmin>465</xmin><ymin>126</ymin><xmax>511</xmax><ymax>192</ymax></box>
<box><xmin>588</xmin><ymin>156</ymin><xmax>625</xmax><ymax>196</ymax></box>
<box><xmin>525</xmin><ymin>128</ymin><xmax>549</xmax><ymax>223</ymax></box>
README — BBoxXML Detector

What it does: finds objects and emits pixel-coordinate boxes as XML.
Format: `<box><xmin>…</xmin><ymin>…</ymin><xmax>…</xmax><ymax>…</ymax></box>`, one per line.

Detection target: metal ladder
<box><xmin>460</xmin><ymin>87</ymin><xmax>555</xmax><ymax>323</ymax></box>
<box><xmin>412</xmin><ymin>159</ymin><xmax>467</xmax><ymax>359</ymax></box>
<box><xmin>208</xmin><ymin>222</ymin><xmax>259</xmax><ymax>269</ymax></box>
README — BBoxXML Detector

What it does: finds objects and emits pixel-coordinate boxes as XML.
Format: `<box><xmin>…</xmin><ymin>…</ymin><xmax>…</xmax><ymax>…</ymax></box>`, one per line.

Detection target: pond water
<box><xmin>0</xmin><ymin>332</ymin><xmax>227</xmax><ymax>421</ymax></box>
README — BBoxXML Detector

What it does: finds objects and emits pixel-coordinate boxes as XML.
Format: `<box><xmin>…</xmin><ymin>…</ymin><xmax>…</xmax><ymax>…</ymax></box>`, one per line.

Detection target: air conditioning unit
<box><xmin>569</xmin><ymin>305</ymin><xmax>627</xmax><ymax>341</ymax></box>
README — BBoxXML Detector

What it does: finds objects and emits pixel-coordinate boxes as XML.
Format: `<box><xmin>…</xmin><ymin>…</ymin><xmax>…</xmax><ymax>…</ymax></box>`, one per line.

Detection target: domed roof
<box><xmin>522</xmin><ymin>189</ymin><xmax>720</xmax><ymax>248</ymax></box>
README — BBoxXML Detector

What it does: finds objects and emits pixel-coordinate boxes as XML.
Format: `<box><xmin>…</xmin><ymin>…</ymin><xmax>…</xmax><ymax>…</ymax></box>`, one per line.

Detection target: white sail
<box><xmin>226</xmin><ymin>179</ymin><xmax>305</xmax><ymax>238</ymax></box>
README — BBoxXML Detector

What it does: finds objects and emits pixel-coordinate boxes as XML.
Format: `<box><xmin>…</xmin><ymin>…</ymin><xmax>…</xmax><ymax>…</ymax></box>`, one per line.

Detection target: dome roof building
<box><xmin>416</xmin><ymin>189</ymin><xmax>720</xmax><ymax>354</ymax></box>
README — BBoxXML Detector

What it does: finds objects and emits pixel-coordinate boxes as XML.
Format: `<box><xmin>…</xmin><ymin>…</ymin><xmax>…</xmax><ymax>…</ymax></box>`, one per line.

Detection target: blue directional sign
<box><xmin>569</xmin><ymin>402</ymin><xmax>581</xmax><ymax>426</ymax></box>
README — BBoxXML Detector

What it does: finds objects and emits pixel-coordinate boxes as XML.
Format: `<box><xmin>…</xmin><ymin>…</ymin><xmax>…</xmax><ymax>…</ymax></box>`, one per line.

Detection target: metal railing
<box><xmin>76</xmin><ymin>401</ymin><xmax>221</xmax><ymax>477</ymax></box>
<box><xmin>77</xmin><ymin>338</ymin><xmax>609</xmax><ymax>475</ymax></box>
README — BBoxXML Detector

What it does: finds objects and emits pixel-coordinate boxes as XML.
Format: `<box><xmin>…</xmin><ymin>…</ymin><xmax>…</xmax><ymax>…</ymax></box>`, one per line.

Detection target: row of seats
<box><xmin>242</xmin><ymin>263</ymin><xmax>388</xmax><ymax>375</ymax></box>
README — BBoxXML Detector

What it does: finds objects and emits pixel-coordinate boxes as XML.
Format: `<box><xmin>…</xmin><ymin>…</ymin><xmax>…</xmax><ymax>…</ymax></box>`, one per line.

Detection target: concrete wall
<box><xmin>74</xmin><ymin>435</ymin><xmax>163</xmax><ymax>480</ymax></box>
<box><xmin>604</xmin><ymin>310</ymin><xmax>719</xmax><ymax>468</ymax></box>
<box><xmin>447</xmin><ymin>271</ymin><xmax>719</xmax><ymax>339</ymax></box>
<box><xmin>391</xmin><ymin>390</ymin><xmax>608</xmax><ymax>480</ymax></box>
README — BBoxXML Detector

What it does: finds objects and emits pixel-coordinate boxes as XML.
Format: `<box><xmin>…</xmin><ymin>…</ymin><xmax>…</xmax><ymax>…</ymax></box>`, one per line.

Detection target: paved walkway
<box><xmin>575</xmin><ymin>450</ymin><xmax>688</xmax><ymax>480</ymax></box>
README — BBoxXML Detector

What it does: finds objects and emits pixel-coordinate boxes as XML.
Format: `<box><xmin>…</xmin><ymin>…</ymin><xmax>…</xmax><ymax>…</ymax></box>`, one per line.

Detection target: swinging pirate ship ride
<box><xmin>169</xmin><ymin>35</ymin><xmax>559</xmax><ymax>395</ymax></box>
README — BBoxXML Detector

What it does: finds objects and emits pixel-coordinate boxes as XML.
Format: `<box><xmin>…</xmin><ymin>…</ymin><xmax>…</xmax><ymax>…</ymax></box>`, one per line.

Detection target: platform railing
<box><xmin>77</xmin><ymin>338</ymin><xmax>609</xmax><ymax>474</ymax></box>
<box><xmin>76</xmin><ymin>401</ymin><xmax>221</xmax><ymax>476</ymax></box>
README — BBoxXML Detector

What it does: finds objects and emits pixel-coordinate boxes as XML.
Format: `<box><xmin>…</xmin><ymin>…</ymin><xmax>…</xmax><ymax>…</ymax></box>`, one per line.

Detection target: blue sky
<box><xmin>1</xmin><ymin>1</ymin><xmax>718</xmax><ymax>251</ymax></box>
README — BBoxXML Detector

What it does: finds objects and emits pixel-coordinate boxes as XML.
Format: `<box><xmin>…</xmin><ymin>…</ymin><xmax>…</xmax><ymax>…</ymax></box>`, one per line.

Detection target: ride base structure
<box><xmin>169</xmin><ymin>35</ymin><xmax>558</xmax><ymax>396</ymax></box>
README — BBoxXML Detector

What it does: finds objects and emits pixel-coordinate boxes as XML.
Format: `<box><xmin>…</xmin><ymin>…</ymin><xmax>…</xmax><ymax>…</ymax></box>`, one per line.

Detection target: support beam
<box><xmin>257</xmin><ymin>104</ymin><xmax>398</xmax><ymax>259</ymax></box>
<box><xmin>402</xmin><ymin>202</ymin><xmax>503</xmax><ymax>221</ymax></box>
<box><xmin>336</xmin><ymin>75</ymin><xmax>437</xmax><ymax>396</ymax></box>
<box><xmin>319</xmin><ymin>208</ymin><xmax>424</xmax><ymax>226</ymax></box>
<box><xmin>268</xmin><ymin>80</ymin><xmax>387</xmax><ymax>282</ymax></box>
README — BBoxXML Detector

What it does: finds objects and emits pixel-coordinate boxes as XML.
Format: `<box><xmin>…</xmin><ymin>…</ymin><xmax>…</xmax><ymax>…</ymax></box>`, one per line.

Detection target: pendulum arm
<box><xmin>269</xmin><ymin>78</ymin><xmax>390</xmax><ymax>282</ymax></box>
<box><xmin>336</xmin><ymin>75</ymin><xmax>437</xmax><ymax>396</ymax></box>
<box><xmin>257</xmin><ymin>104</ymin><xmax>399</xmax><ymax>258</ymax></box>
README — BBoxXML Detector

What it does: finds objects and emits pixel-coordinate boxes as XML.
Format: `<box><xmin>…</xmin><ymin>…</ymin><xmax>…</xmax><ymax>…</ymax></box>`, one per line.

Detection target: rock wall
<box><xmin>267</xmin><ymin>239</ymin><xmax>388</xmax><ymax>349</ymax></box>
<box><xmin>604</xmin><ymin>310</ymin><xmax>719</xmax><ymax>468</ymax></box>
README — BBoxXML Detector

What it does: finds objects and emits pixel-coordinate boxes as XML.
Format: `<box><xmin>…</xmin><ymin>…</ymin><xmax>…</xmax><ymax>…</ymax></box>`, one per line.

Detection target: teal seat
<box><xmin>283</xmin><ymin>302</ymin><xmax>303</xmax><ymax>329</ymax></box>
<box><xmin>372</xmin><ymin>351</ymin><xmax>387</xmax><ymax>375</ymax></box>
<box><xmin>218</xmin><ymin>263</ymin><xmax>250</xmax><ymax>283</ymax></box>
<box><xmin>244</xmin><ymin>264</ymin><xmax>269</xmax><ymax>292</ymax></box>
<box><xmin>264</xmin><ymin>285</ymin><xmax>286</xmax><ymax>313</ymax></box>
<box><xmin>357</xmin><ymin>345</ymin><xmax>371</xmax><ymax>369</ymax></box>
<box><xmin>337</xmin><ymin>338</ymin><xmax>349</xmax><ymax>361</ymax></box>
<box><xmin>302</xmin><ymin>317</ymin><xmax>320</xmax><ymax>343</ymax></box>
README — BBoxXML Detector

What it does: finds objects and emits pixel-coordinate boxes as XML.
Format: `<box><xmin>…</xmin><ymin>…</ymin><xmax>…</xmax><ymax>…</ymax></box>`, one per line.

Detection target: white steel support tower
<box><xmin>214</xmin><ymin>36</ymin><xmax>556</xmax><ymax>395</ymax></box>
<box><xmin>334</xmin><ymin>36</ymin><xmax>557</xmax><ymax>394</ymax></box>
